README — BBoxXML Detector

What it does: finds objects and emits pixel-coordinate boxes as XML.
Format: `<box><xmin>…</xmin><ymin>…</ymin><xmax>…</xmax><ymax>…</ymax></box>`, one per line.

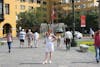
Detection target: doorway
<box><xmin>3</xmin><ymin>23</ymin><xmax>12</xmax><ymax>37</ymax></box>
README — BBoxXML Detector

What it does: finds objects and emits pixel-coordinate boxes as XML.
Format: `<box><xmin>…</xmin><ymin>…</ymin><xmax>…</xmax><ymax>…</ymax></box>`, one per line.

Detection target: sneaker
<box><xmin>49</xmin><ymin>60</ymin><xmax>52</xmax><ymax>64</ymax></box>
<box><xmin>42</xmin><ymin>60</ymin><xmax>47</xmax><ymax>64</ymax></box>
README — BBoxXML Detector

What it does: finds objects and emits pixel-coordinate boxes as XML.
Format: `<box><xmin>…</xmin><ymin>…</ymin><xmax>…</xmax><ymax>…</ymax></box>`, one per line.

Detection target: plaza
<box><xmin>0</xmin><ymin>38</ymin><xmax>100</xmax><ymax>67</ymax></box>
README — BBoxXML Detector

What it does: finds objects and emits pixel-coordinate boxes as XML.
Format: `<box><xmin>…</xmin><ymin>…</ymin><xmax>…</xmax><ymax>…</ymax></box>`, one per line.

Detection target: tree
<box><xmin>17</xmin><ymin>7</ymin><xmax>47</xmax><ymax>30</ymax></box>
<box><xmin>57</xmin><ymin>10</ymin><xmax>98</xmax><ymax>32</ymax></box>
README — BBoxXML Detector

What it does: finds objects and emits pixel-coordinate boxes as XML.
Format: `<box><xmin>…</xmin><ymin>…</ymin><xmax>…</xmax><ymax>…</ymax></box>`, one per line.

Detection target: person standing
<box><xmin>33</xmin><ymin>31</ymin><xmax>39</xmax><ymax>48</ymax></box>
<box><xmin>64</xmin><ymin>28</ymin><xmax>73</xmax><ymax>50</ymax></box>
<box><xmin>94</xmin><ymin>29</ymin><xmax>100</xmax><ymax>63</ymax></box>
<box><xmin>6</xmin><ymin>31</ymin><xmax>13</xmax><ymax>53</ymax></box>
<box><xmin>19</xmin><ymin>29</ymin><xmax>26</xmax><ymax>48</ymax></box>
<box><xmin>26</xmin><ymin>29</ymin><xmax>34</xmax><ymax>48</ymax></box>
<box><xmin>43</xmin><ymin>29</ymin><xmax>56</xmax><ymax>64</ymax></box>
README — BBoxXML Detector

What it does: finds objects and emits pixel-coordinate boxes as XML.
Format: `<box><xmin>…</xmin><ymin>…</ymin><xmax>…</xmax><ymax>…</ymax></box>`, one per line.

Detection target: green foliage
<box><xmin>57</xmin><ymin>10</ymin><xmax>98</xmax><ymax>31</ymax></box>
<box><xmin>88</xmin><ymin>46</ymin><xmax>95</xmax><ymax>53</ymax></box>
<box><xmin>77</xmin><ymin>39</ymin><xmax>95</xmax><ymax>53</ymax></box>
<box><xmin>17</xmin><ymin>7</ymin><xmax>46</xmax><ymax>29</ymax></box>
<box><xmin>79</xmin><ymin>41</ymin><xmax>94</xmax><ymax>46</ymax></box>
<box><xmin>86</xmin><ymin>11</ymin><xmax>98</xmax><ymax>30</ymax></box>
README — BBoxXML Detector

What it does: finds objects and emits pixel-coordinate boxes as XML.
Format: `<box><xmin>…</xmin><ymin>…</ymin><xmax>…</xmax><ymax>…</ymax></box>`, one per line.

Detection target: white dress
<box><xmin>45</xmin><ymin>34</ymin><xmax>55</xmax><ymax>52</ymax></box>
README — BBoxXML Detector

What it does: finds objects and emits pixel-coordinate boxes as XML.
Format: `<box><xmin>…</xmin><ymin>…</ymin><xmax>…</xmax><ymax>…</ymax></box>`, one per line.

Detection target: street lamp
<box><xmin>97</xmin><ymin>0</ymin><xmax>100</xmax><ymax>29</ymax></box>
<box><xmin>71</xmin><ymin>0</ymin><xmax>77</xmax><ymax>47</ymax></box>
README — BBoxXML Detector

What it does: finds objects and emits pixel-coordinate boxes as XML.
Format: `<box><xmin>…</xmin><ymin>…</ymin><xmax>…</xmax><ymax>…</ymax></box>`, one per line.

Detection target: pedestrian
<box><xmin>89</xmin><ymin>28</ymin><xmax>94</xmax><ymax>38</ymax></box>
<box><xmin>19</xmin><ymin>29</ymin><xmax>26</xmax><ymax>48</ymax></box>
<box><xmin>6</xmin><ymin>30</ymin><xmax>13</xmax><ymax>53</ymax></box>
<box><xmin>64</xmin><ymin>28</ymin><xmax>73</xmax><ymax>50</ymax></box>
<box><xmin>33</xmin><ymin>31</ymin><xmax>39</xmax><ymax>48</ymax></box>
<box><xmin>43</xmin><ymin>29</ymin><xmax>56</xmax><ymax>64</ymax></box>
<box><xmin>56</xmin><ymin>33</ymin><xmax>61</xmax><ymax>47</ymax></box>
<box><xmin>26</xmin><ymin>29</ymin><xmax>33</xmax><ymax>48</ymax></box>
<box><xmin>93</xmin><ymin>29</ymin><xmax>100</xmax><ymax>63</ymax></box>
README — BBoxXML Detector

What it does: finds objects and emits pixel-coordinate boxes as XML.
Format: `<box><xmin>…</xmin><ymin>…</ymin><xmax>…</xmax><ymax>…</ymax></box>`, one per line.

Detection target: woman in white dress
<box><xmin>43</xmin><ymin>29</ymin><xmax>56</xmax><ymax>64</ymax></box>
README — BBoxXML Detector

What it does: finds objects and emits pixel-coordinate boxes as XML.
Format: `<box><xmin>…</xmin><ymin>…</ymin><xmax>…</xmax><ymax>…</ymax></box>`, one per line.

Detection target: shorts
<box><xmin>45</xmin><ymin>42</ymin><xmax>54</xmax><ymax>52</ymax></box>
<box><xmin>20</xmin><ymin>39</ymin><xmax>24</xmax><ymax>42</ymax></box>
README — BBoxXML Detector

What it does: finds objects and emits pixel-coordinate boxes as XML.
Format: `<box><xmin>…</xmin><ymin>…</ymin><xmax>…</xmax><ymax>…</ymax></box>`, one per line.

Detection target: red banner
<box><xmin>81</xmin><ymin>15</ymin><xmax>86</xmax><ymax>27</ymax></box>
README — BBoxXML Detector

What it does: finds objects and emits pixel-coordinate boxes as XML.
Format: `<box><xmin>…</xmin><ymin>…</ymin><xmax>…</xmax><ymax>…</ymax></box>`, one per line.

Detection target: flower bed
<box><xmin>79</xmin><ymin>41</ymin><xmax>94</xmax><ymax>46</ymax></box>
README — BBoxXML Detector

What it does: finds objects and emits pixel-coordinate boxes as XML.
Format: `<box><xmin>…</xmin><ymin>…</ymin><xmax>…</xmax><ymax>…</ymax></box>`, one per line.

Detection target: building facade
<box><xmin>42</xmin><ymin>0</ymin><xmax>98</xmax><ymax>23</ymax></box>
<box><xmin>0</xmin><ymin>0</ymin><xmax>98</xmax><ymax>38</ymax></box>
<box><xmin>60</xmin><ymin>0</ymin><xmax>98</xmax><ymax>12</ymax></box>
<box><xmin>0</xmin><ymin>0</ymin><xmax>40</xmax><ymax>38</ymax></box>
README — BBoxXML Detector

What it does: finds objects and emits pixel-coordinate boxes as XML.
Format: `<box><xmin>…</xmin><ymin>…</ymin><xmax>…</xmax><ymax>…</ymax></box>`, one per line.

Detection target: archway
<box><xmin>3</xmin><ymin>23</ymin><xmax>12</xmax><ymax>36</ymax></box>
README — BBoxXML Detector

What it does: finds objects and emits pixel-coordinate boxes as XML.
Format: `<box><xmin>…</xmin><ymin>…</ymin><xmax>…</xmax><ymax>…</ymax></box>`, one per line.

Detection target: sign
<box><xmin>81</xmin><ymin>15</ymin><xmax>86</xmax><ymax>27</ymax></box>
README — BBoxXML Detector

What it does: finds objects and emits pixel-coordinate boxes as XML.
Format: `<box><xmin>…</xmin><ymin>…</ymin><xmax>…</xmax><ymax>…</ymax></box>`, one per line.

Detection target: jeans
<box><xmin>7</xmin><ymin>42</ymin><xmax>12</xmax><ymax>50</ymax></box>
<box><xmin>95</xmin><ymin>47</ymin><xmax>100</xmax><ymax>61</ymax></box>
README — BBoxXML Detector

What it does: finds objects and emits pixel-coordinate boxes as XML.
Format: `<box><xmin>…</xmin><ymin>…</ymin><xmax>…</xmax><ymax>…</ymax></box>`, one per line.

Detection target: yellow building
<box><xmin>0</xmin><ymin>0</ymin><xmax>40</xmax><ymax>38</ymax></box>
<box><xmin>61</xmin><ymin>0</ymin><xmax>98</xmax><ymax>12</ymax></box>
<box><xmin>0</xmin><ymin>0</ymin><xmax>98</xmax><ymax>38</ymax></box>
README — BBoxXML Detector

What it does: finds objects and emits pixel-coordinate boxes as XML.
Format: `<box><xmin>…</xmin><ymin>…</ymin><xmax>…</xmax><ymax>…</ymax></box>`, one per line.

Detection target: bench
<box><xmin>80</xmin><ymin>44</ymin><xmax>89</xmax><ymax>52</ymax></box>
<box><xmin>0</xmin><ymin>41</ymin><xmax>7</xmax><ymax>45</ymax></box>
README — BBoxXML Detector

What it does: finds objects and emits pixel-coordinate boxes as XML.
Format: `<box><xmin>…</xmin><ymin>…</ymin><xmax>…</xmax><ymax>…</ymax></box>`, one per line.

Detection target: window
<box><xmin>20</xmin><ymin>5</ymin><xmax>25</xmax><ymax>10</ymax></box>
<box><xmin>27</xmin><ymin>0</ymin><xmax>36</xmax><ymax>3</ymax></box>
<box><xmin>29</xmin><ymin>0</ymin><xmax>34</xmax><ymax>3</ymax></box>
<box><xmin>42</xmin><ymin>1</ymin><xmax>47</xmax><ymax>5</ymax></box>
<box><xmin>0</xmin><ymin>3</ymin><xmax>3</xmax><ymax>14</ymax></box>
<box><xmin>20</xmin><ymin>0</ymin><xmax>26</xmax><ymax>2</ymax></box>
<box><xmin>37</xmin><ymin>0</ymin><xmax>41</xmax><ymax>3</ymax></box>
<box><xmin>28</xmin><ymin>6</ymin><xmax>33</xmax><ymax>10</ymax></box>
<box><xmin>16</xmin><ymin>0</ymin><xmax>19</xmax><ymax>1</ymax></box>
<box><xmin>5</xmin><ymin>4</ymin><xmax>10</xmax><ymax>14</ymax></box>
<box><xmin>0</xmin><ymin>0</ymin><xmax>4</xmax><ymax>21</ymax></box>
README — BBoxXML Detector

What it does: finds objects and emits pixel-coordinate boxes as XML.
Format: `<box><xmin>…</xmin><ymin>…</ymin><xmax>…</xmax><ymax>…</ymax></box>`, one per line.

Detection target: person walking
<box><xmin>43</xmin><ymin>29</ymin><xmax>56</xmax><ymax>64</ymax></box>
<box><xmin>90</xmin><ymin>28</ymin><xmax>94</xmax><ymax>38</ymax></box>
<box><xmin>94</xmin><ymin>29</ymin><xmax>100</xmax><ymax>63</ymax></box>
<box><xmin>56</xmin><ymin>34</ymin><xmax>61</xmax><ymax>47</ymax></box>
<box><xmin>26</xmin><ymin>29</ymin><xmax>34</xmax><ymax>48</ymax></box>
<box><xmin>33</xmin><ymin>31</ymin><xmax>39</xmax><ymax>48</ymax></box>
<box><xmin>19</xmin><ymin>29</ymin><xmax>26</xmax><ymax>48</ymax></box>
<box><xmin>64</xmin><ymin>28</ymin><xmax>73</xmax><ymax>50</ymax></box>
<box><xmin>6</xmin><ymin>31</ymin><xmax>13</xmax><ymax>53</ymax></box>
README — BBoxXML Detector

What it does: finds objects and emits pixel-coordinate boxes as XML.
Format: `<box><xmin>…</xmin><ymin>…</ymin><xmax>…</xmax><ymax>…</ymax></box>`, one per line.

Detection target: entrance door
<box><xmin>3</xmin><ymin>23</ymin><xmax>12</xmax><ymax>37</ymax></box>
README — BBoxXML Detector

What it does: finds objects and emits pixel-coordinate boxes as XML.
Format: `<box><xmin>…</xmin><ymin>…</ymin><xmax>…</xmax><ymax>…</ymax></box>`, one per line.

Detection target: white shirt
<box><xmin>34</xmin><ymin>32</ymin><xmax>39</xmax><ymax>40</ymax></box>
<box><xmin>65</xmin><ymin>31</ymin><xmax>73</xmax><ymax>39</ymax></box>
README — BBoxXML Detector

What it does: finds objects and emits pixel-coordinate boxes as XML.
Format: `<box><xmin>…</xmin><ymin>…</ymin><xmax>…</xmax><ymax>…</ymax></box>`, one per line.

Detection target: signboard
<box><xmin>81</xmin><ymin>15</ymin><xmax>86</xmax><ymax>27</ymax></box>
<box><xmin>0</xmin><ymin>0</ymin><xmax>4</xmax><ymax>21</ymax></box>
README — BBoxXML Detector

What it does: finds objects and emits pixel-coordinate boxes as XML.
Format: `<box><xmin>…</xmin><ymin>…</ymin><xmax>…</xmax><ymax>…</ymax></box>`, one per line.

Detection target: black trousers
<box><xmin>65</xmin><ymin>38</ymin><xmax>71</xmax><ymax>50</ymax></box>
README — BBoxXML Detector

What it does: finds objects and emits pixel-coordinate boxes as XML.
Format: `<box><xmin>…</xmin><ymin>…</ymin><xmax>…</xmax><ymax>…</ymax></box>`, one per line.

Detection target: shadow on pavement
<box><xmin>12</xmin><ymin>47</ymin><xmax>36</xmax><ymax>49</ymax></box>
<box><xmin>71</xmin><ymin>61</ymin><xmax>97</xmax><ymax>64</ymax></box>
<box><xmin>19</xmin><ymin>62</ymin><xmax>42</xmax><ymax>65</ymax></box>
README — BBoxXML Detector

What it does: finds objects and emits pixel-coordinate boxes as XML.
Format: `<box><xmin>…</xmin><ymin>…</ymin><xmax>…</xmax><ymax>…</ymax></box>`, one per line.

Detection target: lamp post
<box><xmin>71</xmin><ymin>0</ymin><xmax>77</xmax><ymax>47</ymax></box>
<box><xmin>98</xmin><ymin>0</ymin><xmax>100</xmax><ymax>29</ymax></box>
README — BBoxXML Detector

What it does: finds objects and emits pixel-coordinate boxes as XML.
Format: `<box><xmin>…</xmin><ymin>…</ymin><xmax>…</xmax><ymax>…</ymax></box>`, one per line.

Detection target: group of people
<box><xmin>19</xmin><ymin>29</ymin><xmax>39</xmax><ymax>48</ymax></box>
<box><xmin>6</xmin><ymin>29</ymin><xmax>40</xmax><ymax>53</ymax></box>
<box><xmin>5</xmin><ymin>28</ymin><xmax>100</xmax><ymax>64</ymax></box>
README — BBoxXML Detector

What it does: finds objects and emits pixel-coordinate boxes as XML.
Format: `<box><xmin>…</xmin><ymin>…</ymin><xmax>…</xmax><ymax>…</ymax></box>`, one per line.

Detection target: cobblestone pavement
<box><xmin>0</xmin><ymin>38</ymin><xmax>100</xmax><ymax>67</ymax></box>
